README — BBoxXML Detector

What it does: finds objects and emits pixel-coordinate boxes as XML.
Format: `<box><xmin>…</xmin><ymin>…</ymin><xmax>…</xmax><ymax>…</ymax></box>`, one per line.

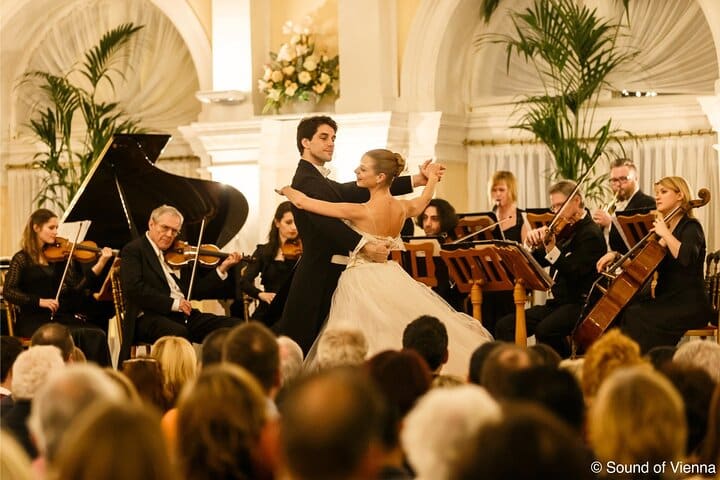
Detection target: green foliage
<box><xmin>479</xmin><ymin>0</ymin><xmax>638</xmax><ymax>204</ymax></box>
<box><xmin>21</xmin><ymin>23</ymin><xmax>144</xmax><ymax>211</ymax></box>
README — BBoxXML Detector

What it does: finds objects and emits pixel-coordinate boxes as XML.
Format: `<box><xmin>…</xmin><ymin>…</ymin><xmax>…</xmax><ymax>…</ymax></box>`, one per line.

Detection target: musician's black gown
<box><xmin>620</xmin><ymin>215</ymin><xmax>714</xmax><ymax>353</ymax></box>
<box><xmin>3</xmin><ymin>251</ymin><xmax>111</xmax><ymax>365</ymax></box>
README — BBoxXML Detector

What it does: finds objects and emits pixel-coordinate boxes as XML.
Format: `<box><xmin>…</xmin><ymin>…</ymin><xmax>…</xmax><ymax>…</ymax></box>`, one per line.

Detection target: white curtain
<box><xmin>468</xmin><ymin>133</ymin><xmax>720</xmax><ymax>251</ymax></box>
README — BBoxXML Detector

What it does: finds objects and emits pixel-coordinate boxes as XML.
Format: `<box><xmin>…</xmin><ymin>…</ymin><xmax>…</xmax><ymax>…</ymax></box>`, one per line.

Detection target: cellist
<box><xmin>495</xmin><ymin>180</ymin><xmax>607</xmax><ymax>357</ymax></box>
<box><xmin>596</xmin><ymin>176</ymin><xmax>714</xmax><ymax>353</ymax></box>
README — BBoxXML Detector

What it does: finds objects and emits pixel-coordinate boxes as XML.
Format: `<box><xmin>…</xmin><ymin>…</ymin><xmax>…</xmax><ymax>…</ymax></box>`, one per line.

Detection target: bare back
<box><xmin>351</xmin><ymin>195</ymin><xmax>409</xmax><ymax>237</ymax></box>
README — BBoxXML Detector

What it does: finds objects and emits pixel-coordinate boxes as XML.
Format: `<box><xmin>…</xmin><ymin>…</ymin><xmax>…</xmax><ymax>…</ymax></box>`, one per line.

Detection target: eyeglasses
<box><xmin>609</xmin><ymin>176</ymin><xmax>632</xmax><ymax>184</ymax></box>
<box><xmin>157</xmin><ymin>224</ymin><xmax>180</xmax><ymax>236</ymax></box>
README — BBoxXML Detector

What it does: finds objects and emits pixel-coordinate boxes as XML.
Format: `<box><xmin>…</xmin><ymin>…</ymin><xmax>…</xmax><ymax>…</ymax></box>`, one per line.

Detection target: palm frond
<box><xmin>80</xmin><ymin>23</ymin><xmax>143</xmax><ymax>89</ymax></box>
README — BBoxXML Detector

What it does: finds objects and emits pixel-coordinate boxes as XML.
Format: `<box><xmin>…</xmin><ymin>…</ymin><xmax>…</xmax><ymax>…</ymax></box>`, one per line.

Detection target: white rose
<box><xmin>257</xmin><ymin>80</ymin><xmax>269</xmax><ymax>92</ymax></box>
<box><xmin>313</xmin><ymin>83</ymin><xmax>327</xmax><ymax>94</ymax></box>
<box><xmin>263</xmin><ymin>67</ymin><xmax>272</xmax><ymax>81</ymax></box>
<box><xmin>296</xmin><ymin>44</ymin><xmax>309</xmax><ymax>57</ymax></box>
<box><xmin>271</xmin><ymin>70</ymin><xmax>284</xmax><ymax>83</ymax></box>
<box><xmin>303</xmin><ymin>58</ymin><xmax>317</xmax><ymax>71</ymax></box>
<box><xmin>277</xmin><ymin>44</ymin><xmax>296</xmax><ymax>62</ymax></box>
<box><xmin>285</xmin><ymin>83</ymin><xmax>298</xmax><ymax>97</ymax></box>
<box><xmin>320</xmin><ymin>73</ymin><xmax>330</xmax><ymax>84</ymax></box>
<box><xmin>282</xmin><ymin>65</ymin><xmax>295</xmax><ymax>76</ymax></box>
<box><xmin>298</xmin><ymin>71</ymin><xmax>312</xmax><ymax>84</ymax></box>
<box><xmin>268</xmin><ymin>89</ymin><xmax>281</xmax><ymax>101</ymax></box>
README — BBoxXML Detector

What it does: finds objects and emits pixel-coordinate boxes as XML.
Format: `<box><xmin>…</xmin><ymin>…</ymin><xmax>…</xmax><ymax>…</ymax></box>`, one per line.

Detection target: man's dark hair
<box><xmin>402</xmin><ymin>316</ymin><xmax>448</xmax><ymax>371</ymax></box>
<box><xmin>279</xmin><ymin>367</ymin><xmax>386</xmax><ymax>480</ymax></box>
<box><xmin>528</xmin><ymin>343</ymin><xmax>562</xmax><ymax>368</ymax></box>
<box><xmin>1</xmin><ymin>336</ymin><xmax>24</xmax><ymax>382</ymax></box>
<box><xmin>480</xmin><ymin>343</ymin><xmax>534</xmax><ymax>399</ymax></box>
<box><xmin>296</xmin><ymin>115</ymin><xmax>338</xmax><ymax>155</ymax></box>
<box><xmin>201</xmin><ymin>327</ymin><xmax>231</xmax><ymax>368</ymax></box>
<box><xmin>468</xmin><ymin>341</ymin><xmax>504</xmax><ymax>384</ymax></box>
<box><xmin>644</xmin><ymin>345</ymin><xmax>677</xmax><ymax>371</ymax></box>
<box><xmin>506</xmin><ymin>366</ymin><xmax>585</xmax><ymax>433</ymax></box>
<box><xmin>415</xmin><ymin>198</ymin><xmax>459</xmax><ymax>236</ymax></box>
<box><xmin>223</xmin><ymin>321</ymin><xmax>279</xmax><ymax>393</ymax></box>
<box><xmin>31</xmin><ymin>323</ymin><xmax>75</xmax><ymax>361</ymax></box>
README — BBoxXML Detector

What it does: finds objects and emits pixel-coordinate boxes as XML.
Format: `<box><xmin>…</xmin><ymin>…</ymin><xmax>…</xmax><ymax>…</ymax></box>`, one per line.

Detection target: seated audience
<box><xmin>277</xmin><ymin>335</ymin><xmax>304</xmax><ymax>386</ymax></box>
<box><xmin>0</xmin><ymin>336</ymin><xmax>24</xmax><ymax>411</ymax></box>
<box><xmin>467</xmin><ymin>340</ymin><xmax>503</xmax><ymax>385</ymax></box>
<box><xmin>480</xmin><ymin>343</ymin><xmax>534</xmax><ymax>399</ymax></box>
<box><xmin>199</xmin><ymin>327</ymin><xmax>231</xmax><ymax>369</ymax></box>
<box><xmin>528</xmin><ymin>343</ymin><xmax>562</xmax><ymax>368</ymax></box>
<box><xmin>451</xmin><ymin>403</ymin><xmax>594</xmax><ymax>480</ymax></box>
<box><xmin>402</xmin><ymin>315</ymin><xmax>448</xmax><ymax>375</ymax></box>
<box><xmin>315</xmin><ymin>327</ymin><xmax>368</xmax><ymax>371</ymax></box>
<box><xmin>69</xmin><ymin>346</ymin><xmax>86</xmax><ymax>363</ymax></box>
<box><xmin>121</xmin><ymin>357</ymin><xmax>170</xmax><ymax>413</ymax></box>
<box><xmin>176</xmin><ymin>364</ymin><xmax>271</xmax><ymax>480</ymax></box>
<box><xmin>695</xmin><ymin>381</ymin><xmax>720</xmax><ymax>478</ymax></box>
<box><xmin>0</xmin><ymin>430</ymin><xmax>32</xmax><ymax>480</ymax></box>
<box><xmin>52</xmin><ymin>402</ymin><xmax>174</xmax><ymax>480</ymax></box>
<box><xmin>30</xmin><ymin>323</ymin><xmax>75</xmax><ymax>362</ymax></box>
<box><xmin>102</xmin><ymin>368</ymin><xmax>141</xmax><ymax>404</ymax></box>
<box><xmin>150</xmin><ymin>336</ymin><xmax>198</xmax><ymax>406</ymax></box>
<box><xmin>401</xmin><ymin>384</ymin><xmax>501</xmax><ymax>480</ymax></box>
<box><xmin>278</xmin><ymin>367</ymin><xmax>386</xmax><ymax>480</ymax></box>
<box><xmin>673</xmin><ymin>340</ymin><xmax>720</xmax><ymax>383</ymax></box>
<box><xmin>645</xmin><ymin>345</ymin><xmax>678</xmax><ymax>371</ymax></box>
<box><xmin>1</xmin><ymin>345</ymin><xmax>65</xmax><ymax>457</ymax></box>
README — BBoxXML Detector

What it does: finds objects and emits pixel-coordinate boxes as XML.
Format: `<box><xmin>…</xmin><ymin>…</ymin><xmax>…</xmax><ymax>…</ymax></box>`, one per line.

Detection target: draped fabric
<box><xmin>467</xmin><ymin>133</ymin><xmax>720</xmax><ymax>250</ymax></box>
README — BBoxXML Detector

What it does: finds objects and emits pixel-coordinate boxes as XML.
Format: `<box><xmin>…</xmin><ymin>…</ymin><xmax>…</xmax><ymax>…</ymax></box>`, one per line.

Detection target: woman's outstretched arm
<box><xmin>277</xmin><ymin>187</ymin><xmax>366</xmax><ymax>222</ymax></box>
<box><xmin>404</xmin><ymin>163</ymin><xmax>443</xmax><ymax>218</ymax></box>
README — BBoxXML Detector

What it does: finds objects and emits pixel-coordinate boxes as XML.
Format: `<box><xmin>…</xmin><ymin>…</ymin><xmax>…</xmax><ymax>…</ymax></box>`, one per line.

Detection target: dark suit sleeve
<box><xmin>120</xmin><ymin>241</ymin><xmax>174</xmax><ymax>315</ymax></box>
<box><xmin>553</xmin><ymin>224</ymin><xmax>607</xmax><ymax>279</ymax></box>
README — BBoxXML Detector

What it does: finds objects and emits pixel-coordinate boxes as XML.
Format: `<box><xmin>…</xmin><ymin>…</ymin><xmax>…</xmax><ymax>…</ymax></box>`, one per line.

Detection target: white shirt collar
<box><xmin>0</xmin><ymin>386</ymin><xmax>11</xmax><ymax>396</ymax></box>
<box><xmin>145</xmin><ymin>232</ymin><xmax>164</xmax><ymax>258</ymax></box>
<box><xmin>311</xmin><ymin>162</ymin><xmax>331</xmax><ymax>178</ymax></box>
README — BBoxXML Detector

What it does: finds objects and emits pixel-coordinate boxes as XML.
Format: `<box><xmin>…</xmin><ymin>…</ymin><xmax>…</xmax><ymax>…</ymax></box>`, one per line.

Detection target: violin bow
<box><xmin>452</xmin><ymin>216</ymin><xmax>515</xmax><ymax>244</ymax></box>
<box><xmin>51</xmin><ymin>222</ymin><xmax>84</xmax><ymax>321</ymax></box>
<box><xmin>186</xmin><ymin>216</ymin><xmax>207</xmax><ymax>303</ymax></box>
<box><xmin>547</xmin><ymin>156</ymin><xmax>603</xmax><ymax>233</ymax></box>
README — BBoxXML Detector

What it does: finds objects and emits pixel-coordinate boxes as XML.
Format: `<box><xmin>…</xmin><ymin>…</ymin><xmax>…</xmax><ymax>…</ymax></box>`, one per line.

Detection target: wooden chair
<box><xmin>454</xmin><ymin>214</ymin><xmax>496</xmax><ymax>241</ymax></box>
<box><xmin>390</xmin><ymin>242</ymin><xmax>438</xmax><ymax>288</ymax></box>
<box><xmin>2</xmin><ymin>300</ymin><xmax>31</xmax><ymax>347</ymax></box>
<box><xmin>684</xmin><ymin>325</ymin><xmax>719</xmax><ymax>344</ymax></box>
<box><xmin>615</xmin><ymin>212</ymin><xmax>655</xmax><ymax>249</ymax></box>
<box><xmin>109</xmin><ymin>260</ymin><xmax>150</xmax><ymax>358</ymax></box>
<box><xmin>524</xmin><ymin>209</ymin><xmax>554</xmax><ymax>230</ymax></box>
<box><xmin>684</xmin><ymin>250</ymin><xmax>720</xmax><ymax>344</ymax></box>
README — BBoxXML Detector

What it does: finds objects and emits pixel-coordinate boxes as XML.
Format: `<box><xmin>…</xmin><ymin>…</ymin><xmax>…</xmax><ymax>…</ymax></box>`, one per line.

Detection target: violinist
<box><xmin>495</xmin><ymin>180</ymin><xmax>607</xmax><ymax>357</ymax></box>
<box><xmin>3</xmin><ymin>209</ymin><xmax>113</xmax><ymax>365</ymax></box>
<box><xmin>591</xmin><ymin>159</ymin><xmax>655</xmax><ymax>253</ymax></box>
<box><xmin>596</xmin><ymin>176</ymin><xmax>714</xmax><ymax>353</ymax></box>
<box><xmin>119</xmin><ymin>205</ymin><xmax>242</xmax><ymax>362</ymax></box>
<box><xmin>231</xmin><ymin>201</ymin><xmax>301</xmax><ymax>325</ymax></box>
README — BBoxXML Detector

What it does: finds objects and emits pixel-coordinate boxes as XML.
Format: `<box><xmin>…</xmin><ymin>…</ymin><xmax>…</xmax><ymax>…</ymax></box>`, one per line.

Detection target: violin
<box><xmin>165</xmin><ymin>240</ymin><xmax>236</xmax><ymax>267</ymax></box>
<box><xmin>44</xmin><ymin>237</ymin><xmax>119</xmax><ymax>263</ymax></box>
<box><xmin>280</xmin><ymin>238</ymin><xmax>303</xmax><ymax>260</ymax></box>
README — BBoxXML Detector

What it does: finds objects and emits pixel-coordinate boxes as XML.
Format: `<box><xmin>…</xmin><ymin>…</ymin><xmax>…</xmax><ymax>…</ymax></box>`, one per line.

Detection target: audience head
<box><xmin>177</xmin><ymin>364</ymin><xmax>268</xmax><ymax>480</ymax></box>
<box><xmin>698</xmin><ymin>381</ymin><xmax>720</xmax><ymax>473</ymax></box>
<box><xmin>27</xmin><ymin>364</ymin><xmax>124</xmax><ymax>463</ymax></box>
<box><xmin>30</xmin><ymin>323</ymin><xmax>75</xmax><ymax>362</ymax></box>
<box><xmin>644</xmin><ymin>345</ymin><xmax>677</xmax><ymax>371</ymax></box>
<box><xmin>589</xmin><ymin>365</ymin><xmax>686</xmax><ymax>469</ymax></box>
<box><xmin>0</xmin><ymin>430</ymin><xmax>32</xmax><ymax>480</ymax></box>
<box><xmin>402</xmin><ymin>384</ymin><xmax>501</xmax><ymax>480</ymax></box>
<box><xmin>200</xmin><ymin>327</ymin><xmax>231</xmax><ymax>368</ymax></box>
<box><xmin>451</xmin><ymin>403</ymin><xmax>594</xmax><ymax>480</ymax></box>
<box><xmin>673</xmin><ymin>340</ymin><xmax>720</xmax><ymax>383</ymax></box>
<box><xmin>468</xmin><ymin>340</ymin><xmax>504</xmax><ymax>384</ymax></box>
<box><xmin>150</xmin><ymin>335</ymin><xmax>197</xmax><ymax>405</ymax></box>
<box><xmin>277</xmin><ymin>335</ymin><xmax>304</xmax><ymax>386</ymax></box>
<box><xmin>431</xmin><ymin>373</ymin><xmax>465</xmax><ymax>389</ymax></box>
<box><xmin>21</xmin><ymin>208</ymin><xmax>57</xmax><ymax>261</ymax></box>
<box><xmin>223</xmin><ymin>321</ymin><xmax>280</xmax><ymax>395</ymax></box>
<box><xmin>558</xmin><ymin>357</ymin><xmax>584</xmax><ymax>384</ymax></box>
<box><xmin>69</xmin><ymin>346</ymin><xmax>86</xmax><ymax>363</ymax></box>
<box><xmin>316</xmin><ymin>327</ymin><xmax>368</xmax><ymax>370</ymax></box>
<box><xmin>11</xmin><ymin>345</ymin><xmax>64</xmax><ymax>400</ymax></box>
<box><xmin>489</xmin><ymin>170</ymin><xmax>519</xmax><ymax>206</ymax></box>
<box><xmin>362</xmin><ymin>149</ymin><xmax>406</xmax><ymax>187</ymax></box>
<box><xmin>1</xmin><ymin>336</ymin><xmax>23</xmax><ymax>384</ymax></box>
<box><xmin>279</xmin><ymin>367</ymin><xmax>386</xmax><ymax>480</ymax></box>
<box><xmin>416</xmin><ymin>198</ymin><xmax>458</xmax><ymax>237</ymax></box>
<box><xmin>582</xmin><ymin>329</ymin><xmax>645</xmax><ymax>400</ymax></box>
<box><xmin>528</xmin><ymin>343</ymin><xmax>562</xmax><ymax>368</ymax></box>
<box><xmin>506</xmin><ymin>365</ymin><xmax>585</xmax><ymax>434</ymax></box>
<box><xmin>296</xmin><ymin>115</ymin><xmax>337</xmax><ymax>155</ymax></box>
<box><xmin>121</xmin><ymin>357</ymin><xmax>169</xmax><ymax>412</ymax></box>
<box><xmin>53</xmin><ymin>402</ymin><xmax>173</xmax><ymax>480</ymax></box>
<box><xmin>402</xmin><ymin>315</ymin><xmax>449</xmax><ymax>373</ymax></box>
<box><xmin>102</xmin><ymin>368</ymin><xmax>141</xmax><ymax>404</ymax></box>
<box><xmin>480</xmin><ymin>343</ymin><xmax>534</xmax><ymax>398</ymax></box>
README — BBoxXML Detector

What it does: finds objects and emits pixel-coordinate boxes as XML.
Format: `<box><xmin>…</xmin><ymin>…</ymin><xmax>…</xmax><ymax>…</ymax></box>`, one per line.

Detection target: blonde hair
<box><xmin>581</xmin><ymin>329</ymin><xmax>645</xmax><ymax>400</ymax></box>
<box><xmin>489</xmin><ymin>171</ymin><xmax>518</xmax><ymax>204</ymax></box>
<box><xmin>20</xmin><ymin>208</ymin><xmax>57</xmax><ymax>263</ymax></box>
<box><xmin>151</xmin><ymin>336</ymin><xmax>198</xmax><ymax>406</ymax></box>
<box><xmin>0</xmin><ymin>430</ymin><xmax>32</xmax><ymax>480</ymax></box>
<box><xmin>655</xmin><ymin>176</ymin><xmax>695</xmax><ymax>218</ymax></box>
<box><xmin>589</xmin><ymin>366</ymin><xmax>686</xmax><ymax>469</ymax></box>
<box><xmin>365</xmin><ymin>149</ymin><xmax>406</xmax><ymax>186</ymax></box>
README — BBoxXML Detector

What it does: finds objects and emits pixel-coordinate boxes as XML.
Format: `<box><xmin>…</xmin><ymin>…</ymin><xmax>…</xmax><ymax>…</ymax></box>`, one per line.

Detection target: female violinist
<box><xmin>3</xmin><ymin>209</ymin><xmax>113</xmax><ymax>365</ymax></box>
<box><xmin>489</xmin><ymin>171</ymin><xmax>529</xmax><ymax>244</ymax></box>
<box><xmin>230</xmin><ymin>201</ymin><xmax>301</xmax><ymax>325</ymax></box>
<box><xmin>596</xmin><ymin>176</ymin><xmax>714</xmax><ymax>353</ymax></box>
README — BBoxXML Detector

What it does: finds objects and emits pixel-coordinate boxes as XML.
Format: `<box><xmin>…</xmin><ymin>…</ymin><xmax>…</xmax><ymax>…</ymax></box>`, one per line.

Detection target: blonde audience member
<box><xmin>589</xmin><ymin>366</ymin><xmax>687</xmax><ymax>479</ymax></box>
<box><xmin>69</xmin><ymin>346</ymin><xmax>86</xmax><ymax>363</ymax></box>
<box><xmin>150</xmin><ymin>336</ymin><xmax>198</xmax><ymax>406</ymax></box>
<box><xmin>0</xmin><ymin>430</ymin><xmax>32</xmax><ymax>480</ymax></box>
<box><xmin>315</xmin><ymin>327</ymin><xmax>368</xmax><ymax>371</ymax></box>
<box><xmin>103</xmin><ymin>368</ymin><xmax>142</xmax><ymax>404</ymax></box>
<box><xmin>53</xmin><ymin>402</ymin><xmax>174</xmax><ymax>480</ymax></box>
<box><xmin>695</xmin><ymin>381</ymin><xmax>720</xmax><ymax>478</ymax></box>
<box><xmin>581</xmin><ymin>329</ymin><xmax>645</xmax><ymax>403</ymax></box>
<box><xmin>673</xmin><ymin>340</ymin><xmax>720</xmax><ymax>383</ymax></box>
<box><xmin>277</xmin><ymin>335</ymin><xmax>304</xmax><ymax>386</ymax></box>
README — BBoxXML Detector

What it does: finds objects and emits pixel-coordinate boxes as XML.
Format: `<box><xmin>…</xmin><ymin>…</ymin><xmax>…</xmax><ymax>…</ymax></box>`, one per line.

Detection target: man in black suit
<box><xmin>592</xmin><ymin>158</ymin><xmax>656</xmax><ymax>254</ymax></box>
<box><xmin>119</xmin><ymin>205</ymin><xmax>242</xmax><ymax>361</ymax></box>
<box><xmin>495</xmin><ymin>181</ymin><xmax>607</xmax><ymax>357</ymax></box>
<box><xmin>273</xmin><ymin>115</ymin><xmax>438</xmax><ymax>353</ymax></box>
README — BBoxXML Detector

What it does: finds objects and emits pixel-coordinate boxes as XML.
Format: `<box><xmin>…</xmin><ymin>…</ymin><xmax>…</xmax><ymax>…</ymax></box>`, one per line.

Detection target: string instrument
<box><xmin>164</xmin><ymin>240</ymin><xmax>234</xmax><ymax>267</ymax></box>
<box><xmin>44</xmin><ymin>237</ymin><xmax>119</xmax><ymax>263</ymax></box>
<box><xmin>572</xmin><ymin>188</ymin><xmax>711</xmax><ymax>354</ymax></box>
<box><xmin>280</xmin><ymin>237</ymin><xmax>303</xmax><ymax>260</ymax></box>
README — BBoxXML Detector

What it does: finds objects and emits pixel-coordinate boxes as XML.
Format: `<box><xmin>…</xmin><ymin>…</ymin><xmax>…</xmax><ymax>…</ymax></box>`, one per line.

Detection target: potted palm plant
<box><xmin>479</xmin><ymin>0</ymin><xmax>637</xmax><ymax>203</ymax></box>
<box><xmin>21</xmin><ymin>23</ymin><xmax>144</xmax><ymax>210</ymax></box>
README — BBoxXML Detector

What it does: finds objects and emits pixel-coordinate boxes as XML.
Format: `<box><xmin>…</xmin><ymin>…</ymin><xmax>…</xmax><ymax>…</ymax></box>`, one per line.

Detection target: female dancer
<box><xmin>596</xmin><ymin>176</ymin><xmax>714</xmax><ymax>352</ymax></box>
<box><xmin>3</xmin><ymin>208</ymin><xmax>113</xmax><ymax>365</ymax></box>
<box><xmin>489</xmin><ymin>170</ymin><xmax>528</xmax><ymax>244</ymax></box>
<box><xmin>231</xmin><ymin>201</ymin><xmax>301</xmax><ymax>325</ymax></box>
<box><xmin>278</xmin><ymin>149</ymin><xmax>492</xmax><ymax>375</ymax></box>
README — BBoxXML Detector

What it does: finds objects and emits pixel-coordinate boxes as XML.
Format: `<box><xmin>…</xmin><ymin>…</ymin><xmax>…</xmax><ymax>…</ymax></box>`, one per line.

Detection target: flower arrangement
<box><xmin>258</xmin><ymin>19</ymin><xmax>339</xmax><ymax>113</ymax></box>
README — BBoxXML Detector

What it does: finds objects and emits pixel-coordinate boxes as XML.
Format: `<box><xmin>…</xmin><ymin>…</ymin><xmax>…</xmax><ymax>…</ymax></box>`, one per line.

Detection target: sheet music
<box><xmin>58</xmin><ymin>220</ymin><xmax>91</xmax><ymax>242</ymax></box>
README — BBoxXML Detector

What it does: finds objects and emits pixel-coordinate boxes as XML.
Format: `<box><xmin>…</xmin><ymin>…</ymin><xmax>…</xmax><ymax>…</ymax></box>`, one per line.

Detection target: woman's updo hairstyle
<box><xmin>366</xmin><ymin>149</ymin><xmax>406</xmax><ymax>186</ymax></box>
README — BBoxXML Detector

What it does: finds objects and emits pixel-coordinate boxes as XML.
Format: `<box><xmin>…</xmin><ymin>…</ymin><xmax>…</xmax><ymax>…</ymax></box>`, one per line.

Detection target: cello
<box><xmin>572</xmin><ymin>188</ymin><xmax>711</xmax><ymax>353</ymax></box>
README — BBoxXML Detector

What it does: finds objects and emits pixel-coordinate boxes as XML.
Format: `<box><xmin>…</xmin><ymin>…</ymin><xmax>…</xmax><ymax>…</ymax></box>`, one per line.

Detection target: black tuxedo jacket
<box><xmin>274</xmin><ymin>159</ymin><xmax>414</xmax><ymax>353</ymax></box>
<box><xmin>609</xmin><ymin>190</ymin><xmax>656</xmax><ymax>253</ymax></box>
<box><xmin>119</xmin><ymin>235</ymin><xmax>225</xmax><ymax>360</ymax></box>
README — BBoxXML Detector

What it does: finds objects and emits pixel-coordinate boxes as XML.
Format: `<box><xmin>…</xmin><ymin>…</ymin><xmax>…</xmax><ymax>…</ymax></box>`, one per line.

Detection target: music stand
<box><xmin>440</xmin><ymin>241</ymin><xmax>553</xmax><ymax>346</ymax></box>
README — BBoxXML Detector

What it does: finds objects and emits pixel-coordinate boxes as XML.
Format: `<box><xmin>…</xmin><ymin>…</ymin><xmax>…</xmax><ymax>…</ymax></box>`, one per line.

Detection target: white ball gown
<box><xmin>307</xmin><ymin>225</ymin><xmax>494</xmax><ymax>377</ymax></box>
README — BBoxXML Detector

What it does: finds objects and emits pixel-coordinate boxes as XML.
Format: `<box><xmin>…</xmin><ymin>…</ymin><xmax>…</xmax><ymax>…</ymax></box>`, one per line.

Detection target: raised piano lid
<box><xmin>62</xmin><ymin>133</ymin><xmax>249</xmax><ymax>251</ymax></box>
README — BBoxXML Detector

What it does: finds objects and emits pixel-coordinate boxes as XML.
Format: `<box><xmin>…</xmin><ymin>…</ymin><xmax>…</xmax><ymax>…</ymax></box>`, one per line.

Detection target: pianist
<box><xmin>119</xmin><ymin>205</ymin><xmax>242</xmax><ymax>361</ymax></box>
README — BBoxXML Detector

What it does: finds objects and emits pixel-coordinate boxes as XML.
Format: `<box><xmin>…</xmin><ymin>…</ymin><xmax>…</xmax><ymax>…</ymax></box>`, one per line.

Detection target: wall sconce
<box><xmin>195</xmin><ymin>90</ymin><xmax>246</xmax><ymax>105</ymax></box>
